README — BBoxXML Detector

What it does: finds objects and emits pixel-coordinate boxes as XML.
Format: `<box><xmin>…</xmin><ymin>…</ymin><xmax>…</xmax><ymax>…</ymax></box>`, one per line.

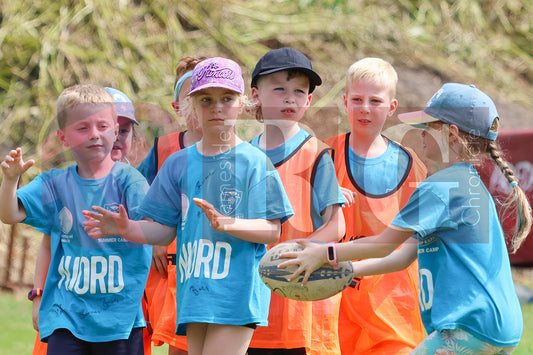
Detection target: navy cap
<box><xmin>251</xmin><ymin>47</ymin><xmax>322</xmax><ymax>93</ymax></box>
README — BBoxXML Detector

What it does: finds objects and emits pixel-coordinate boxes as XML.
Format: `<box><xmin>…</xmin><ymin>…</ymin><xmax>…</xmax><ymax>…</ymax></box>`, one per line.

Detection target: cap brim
<box><xmin>118</xmin><ymin>114</ymin><xmax>139</xmax><ymax>125</ymax></box>
<box><xmin>188</xmin><ymin>83</ymin><xmax>244</xmax><ymax>96</ymax></box>
<box><xmin>397</xmin><ymin>110</ymin><xmax>439</xmax><ymax>127</ymax></box>
<box><xmin>253</xmin><ymin>67</ymin><xmax>322</xmax><ymax>87</ymax></box>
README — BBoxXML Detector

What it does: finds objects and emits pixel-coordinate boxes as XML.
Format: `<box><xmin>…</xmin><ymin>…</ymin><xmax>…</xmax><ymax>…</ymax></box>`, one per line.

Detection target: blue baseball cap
<box><xmin>251</xmin><ymin>47</ymin><xmax>322</xmax><ymax>93</ymax></box>
<box><xmin>104</xmin><ymin>87</ymin><xmax>139</xmax><ymax>125</ymax></box>
<box><xmin>398</xmin><ymin>83</ymin><xmax>499</xmax><ymax>140</ymax></box>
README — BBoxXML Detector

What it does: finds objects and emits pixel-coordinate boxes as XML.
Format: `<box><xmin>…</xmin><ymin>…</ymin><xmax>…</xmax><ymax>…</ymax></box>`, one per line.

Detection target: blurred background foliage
<box><xmin>1</xmin><ymin>0</ymin><xmax>533</xmax><ymax>179</ymax></box>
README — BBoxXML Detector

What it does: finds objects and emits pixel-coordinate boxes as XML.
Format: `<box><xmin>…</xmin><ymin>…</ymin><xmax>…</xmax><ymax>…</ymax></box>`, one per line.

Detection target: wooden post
<box><xmin>19</xmin><ymin>236</ymin><xmax>29</xmax><ymax>287</ymax></box>
<box><xmin>2</xmin><ymin>223</ymin><xmax>16</xmax><ymax>290</ymax></box>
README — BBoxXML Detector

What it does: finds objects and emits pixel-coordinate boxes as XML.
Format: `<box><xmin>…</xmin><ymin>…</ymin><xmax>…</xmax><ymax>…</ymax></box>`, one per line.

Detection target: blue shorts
<box><xmin>46</xmin><ymin>327</ymin><xmax>144</xmax><ymax>355</ymax></box>
<box><xmin>411</xmin><ymin>329</ymin><xmax>517</xmax><ymax>355</ymax></box>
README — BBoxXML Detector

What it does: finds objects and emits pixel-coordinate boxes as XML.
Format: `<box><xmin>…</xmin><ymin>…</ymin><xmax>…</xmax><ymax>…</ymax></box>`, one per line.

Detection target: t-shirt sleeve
<box><xmin>391</xmin><ymin>184</ymin><xmax>449</xmax><ymax>238</ymax></box>
<box><xmin>123</xmin><ymin>170</ymin><xmax>150</xmax><ymax>221</ymax></box>
<box><xmin>248</xmin><ymin>169</ymin><xmax>293</xmax><ymax>224</ymax></box>
<box><xmin>311</xmin><ymin>151</ymin><xmax>345</xmax><ymax>214</ymax></box>
<box><xmin>137</xmin><ymin>146</ymin><xmax>157</xmax><ymax>184</ymax></box>
<box><xmin>138</xmin><ymin>160</ymin><xmax>182</xmax><ymax>227</ymax></box>
<box><xmin>17</xmin><ymin>173</ymin><xmax>54</xmax><ymax>231</ymax></box>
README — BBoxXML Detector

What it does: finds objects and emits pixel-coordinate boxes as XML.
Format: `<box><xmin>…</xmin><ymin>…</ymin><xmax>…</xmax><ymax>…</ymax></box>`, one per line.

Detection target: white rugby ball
<box><xmin>259</xmin><ymin>241</ymin><xmax>354</xmax><ymax>301</ymax></box>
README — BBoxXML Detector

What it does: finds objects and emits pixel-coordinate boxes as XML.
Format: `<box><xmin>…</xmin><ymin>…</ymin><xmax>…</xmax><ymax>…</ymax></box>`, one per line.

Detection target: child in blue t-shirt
<box><xmin>280</xmin><ymin>83</ymin><xmax>532</xmax><ymax>354</ymax></box>
<box><xmin>0</xmin><ymin>84</ymin><xmax>151</xmax><ymax>355</ymax></box>
<box><xmin>83</xmin><ymin>57</ymin><xmax>293</xmax><ymax>355</ymax></box>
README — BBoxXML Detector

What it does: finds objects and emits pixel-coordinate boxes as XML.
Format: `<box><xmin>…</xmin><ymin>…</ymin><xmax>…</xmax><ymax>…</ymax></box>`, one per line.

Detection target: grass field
<box><xmin>1</xmin><ymin>289</ymin><xmax>532</xmax><ymax>354</ymax></box>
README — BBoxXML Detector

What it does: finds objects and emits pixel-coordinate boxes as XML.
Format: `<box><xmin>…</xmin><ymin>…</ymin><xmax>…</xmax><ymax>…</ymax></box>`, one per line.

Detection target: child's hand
<box><xmin>278</xmin><ymin>239</ymin><xmax>328</xmax><ymax>284</ymax></box>
<box><xmin>82</xmin><ymin>205</ymin><xmax>130</xmax><ymax>239</ymax></box>
<box><xmin>152</xmin><ymin>245</ymin><xmax>169</xmax><ymax>278</ymax></box>
<box><xmin>193</xmin><ymin>198</ymin><xmax>234</xmax><ymax>233</ymax></box>
<box><xmin>340</xmin><ymin>187</ymin><xmax>356</xmax><ymax>207</ymax></box>
<box><xmin>1</xmin><ymin>148</ymin><xmax>35</xmax><ymax>181</ymax></box>
<box><xmin>31</xmin><ymin>296</ymin><xmax>41</xmax><ymax>331</ymax></box>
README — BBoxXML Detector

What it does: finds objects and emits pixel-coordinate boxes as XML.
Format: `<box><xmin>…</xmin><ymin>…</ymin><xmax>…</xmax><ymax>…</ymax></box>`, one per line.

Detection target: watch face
<box><xmin>328</xmin><ymin>246</ymin><xmax>335</xmax><ymax>260</ymax></box>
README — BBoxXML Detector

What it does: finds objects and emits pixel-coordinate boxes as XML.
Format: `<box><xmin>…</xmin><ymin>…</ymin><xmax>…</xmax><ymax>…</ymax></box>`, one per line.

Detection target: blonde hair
<box><xmin>56</xmin><ymin>84</ymin><xmax>115</xmax><ymax>129</ymax></box>
<box><xmin>346</xmin><ymin>57</ymin><xmax>398</xmax><ymax>98</ymax></box>
<box><xmin>455</xmin><ymin>119</ymin><xmax>532</xmax><ymax>252</ymax></box>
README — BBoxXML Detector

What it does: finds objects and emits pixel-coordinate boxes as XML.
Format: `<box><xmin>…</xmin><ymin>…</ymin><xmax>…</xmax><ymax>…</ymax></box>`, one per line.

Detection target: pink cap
<box><xmin>188</xmin><ymin>57</ymin><xmax>244</xmax><ymax>95</ymax></box>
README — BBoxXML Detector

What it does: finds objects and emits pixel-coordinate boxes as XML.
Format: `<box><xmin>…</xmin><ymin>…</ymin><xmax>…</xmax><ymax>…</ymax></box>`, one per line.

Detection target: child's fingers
<box><xmin>192</xmin><ymin>198</ymin><xmax>206</xmax><ymax>208</ymax></box>
<box><xmin>286</xmin><ymin>266</ymin><xmax>309</xmax><ymax>284</ymax></box>
<box><xmin>118</xmin><ymin>204</ymin><xmax>128</xmax><ymax>218</ymax></box>
<box><xmin>193</xmin><ymin>198</ymin><xmax>215</xmax><ymax>211</ymax></box>
<box><xmin>91</xmin><ymin>205</ymin><xmax>107</xmax><ymax>214</ymax></box>
<box><xmin>82</xmin><ymin>220</ymin><xmax>100</xmax><ymax>231</ymax></box>
<box><xmin>279</xmin><ymin>251</ymin><xmax>299</xmax><ymax>260</ymax></box>
<box><xmin>10</xmin><ymin>148</ymin><xmax>20</xmax><ymax>158</ymax></box>
<box><xmin>82</xmin><ymin>210</ymin><xmax>103</xmax><ymax>220</ymax></box>
<box><xmin>86</xmin><ymin>229</ymin><xmax>103</xmax><ymax>239</ymax></box>
<box><xmin>21</xmin><ymin>159</ymin><xmax>35</xmax><ymax>173</ymax></box>
<box><xmin>277</xmin><ymin>258</ymin><xmax>297</xmax><ymax>269</ymax></box>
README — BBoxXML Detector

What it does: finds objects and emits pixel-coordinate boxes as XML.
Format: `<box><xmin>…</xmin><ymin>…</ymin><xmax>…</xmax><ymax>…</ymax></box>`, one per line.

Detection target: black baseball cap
<box><xmin>251</xmin><ymin>47</ymin><xmax>322</xmax><ymax>93</ymax></box>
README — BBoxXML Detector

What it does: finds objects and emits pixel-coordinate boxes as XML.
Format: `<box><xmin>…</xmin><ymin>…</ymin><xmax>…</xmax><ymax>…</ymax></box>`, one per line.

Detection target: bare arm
<box><xmin>193</xmin><ymin>198</ymin><xmax>281</xmax><ymax>245</ymax></box>
<box><xmin>307</xmin><ymin>204</ymin><xmax>345</xmax><ymax>242</ymax></box>
<box><xmin>280</xmin><ymin>226</ymin><xmax>415</xmax><ymax>284</ymax></box>
<box><xmin>0</xmin><ymin>148</ymin><xmax>34</xmax><ymax>224</ymax></box>
<box><xmin>82</xmin><ymin>205</ymin><xmax>176</xmax><ymax>246</ymax></box>
<box><xmin>32</xmin><ymin>234</ymin><xmax>51</xmax><ymax>331</ymax></box>
<box><xmin>352</xmin><ymin>237</ymin><xmax>418</xmax><ymax>277</ymax></box>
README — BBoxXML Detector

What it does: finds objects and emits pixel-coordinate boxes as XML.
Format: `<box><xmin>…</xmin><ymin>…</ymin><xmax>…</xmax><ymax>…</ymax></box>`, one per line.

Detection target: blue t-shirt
<box><xmin>392</xmin><ymin>163</ymin><xmax>522</xmax><ymax>347</ymax></box>
<box><xmin>138</xmin><ymin>141</ymin><xmax>293</xmax><ymax>335</ymax></box>
<box><xmin>17</xmin><ymin>162</ymin><xmax>152</xmax><ymax>342</ymax></box>
<box><xmin>348</xmin><ymin>139</ymin><xmax>410</xmax><ymax>195</ymax></box>
<box><xmin>250</xmin><ymin>128</ymin><xmax>344</xmax><ymax>229</ymax></box>
<box><xmin>137</xmin><ymin>145</ymin><xmax>157</xmax><ymax>184</ymax></box>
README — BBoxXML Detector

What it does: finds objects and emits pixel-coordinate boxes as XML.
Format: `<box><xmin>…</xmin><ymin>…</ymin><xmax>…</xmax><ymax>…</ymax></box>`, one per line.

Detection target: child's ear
<box><xmin>57</xmin><ymin>129</ymin><xmax>69</xmax><ymax>147</ymax></box>
<box><xmin>305</xmin><ymin>93</ymin><xmax>312</xmax><ymax>108</ymax></box>
<box><xmin>448</xmin><ymin>124</ymin><xmax>460</xmax><ymax>141</ymax></box>
<box><xmin>343</xmin><ymin>94</ymin><xmax>348</xmax><ymax>114</ymax></box>
<box><xmin>387</xmin><ymin>99</ymin><xmax>399</xmax><ymax>118</ymax></box>
<box><xmin>250</xmin><ymin>87</ymin><xmax>261</xmax><ymax>106</ymax></box>
<box><xmin>171</xmin><ymin>101</ymin><xmax>180</xmax><ymax>115</ymax></box>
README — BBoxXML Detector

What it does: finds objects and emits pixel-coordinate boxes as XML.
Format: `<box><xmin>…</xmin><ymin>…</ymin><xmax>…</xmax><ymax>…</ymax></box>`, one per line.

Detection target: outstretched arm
<box><xmin>193</xmin><ymin>198</ymin><xmax>281</xmax><ymax>245</ymax></box>
<box><xmin>0</xmin><ymin>148</ymin><xmax>34</xmax><ymax>224</ymax></box>
<box><xmin>83</xmin><ymin>205</ymin><xmax>176</xmax><ymax>246</ymax></box>
<box><xmin>352</xmin><ymin>237</ymin><xmax>418</xmax><ymax>277</ymax></box>
<box><xmin>279</xmin><ymin>226</ymin><xmax>415</xmax><ymax>284</ymax></box>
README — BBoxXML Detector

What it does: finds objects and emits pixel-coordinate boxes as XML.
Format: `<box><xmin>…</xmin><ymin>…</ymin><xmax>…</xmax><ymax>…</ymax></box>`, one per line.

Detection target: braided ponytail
<box><xmin>486</xmin><ymin>122</ymin><xmax>532</xmax><ymax>253</ymax></box>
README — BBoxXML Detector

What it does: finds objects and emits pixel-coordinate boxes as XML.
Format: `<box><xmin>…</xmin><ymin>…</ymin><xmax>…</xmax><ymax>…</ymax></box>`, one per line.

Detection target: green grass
<box><xmin>1</xmin><ymin>290</ymin><xmax>532</xmax><ymax>354</ymax></box>
<box><xmin>0</xmin><ymin>290</ymin><xmax>168</xmax><ymax>355</ymax></box>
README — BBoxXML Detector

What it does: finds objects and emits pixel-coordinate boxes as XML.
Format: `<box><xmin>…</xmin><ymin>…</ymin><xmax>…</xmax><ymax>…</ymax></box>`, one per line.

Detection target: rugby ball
<box><xmin>259</xmin><ymin>241</ymin><xmax>354</xmax><ymax>301</ymax></box>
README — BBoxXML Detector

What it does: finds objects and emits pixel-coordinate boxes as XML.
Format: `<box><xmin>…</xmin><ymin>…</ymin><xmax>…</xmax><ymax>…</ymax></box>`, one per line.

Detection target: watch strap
<box><xmin>28</xmin><ymin>288</ymin><xmax>43</xmax><ymax>301</ymax></box>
